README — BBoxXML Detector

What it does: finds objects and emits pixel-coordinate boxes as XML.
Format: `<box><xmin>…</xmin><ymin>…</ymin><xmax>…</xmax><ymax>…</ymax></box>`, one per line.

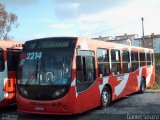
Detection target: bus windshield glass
<box><xmin>18</xmin><ymin>51</ymin><xmax>73</xmax><ymax>86</ymax></box>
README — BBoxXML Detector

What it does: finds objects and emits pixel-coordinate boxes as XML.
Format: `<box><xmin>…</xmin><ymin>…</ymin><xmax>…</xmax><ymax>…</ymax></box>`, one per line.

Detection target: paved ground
<box><xmin>0</xmin><ymin>90</ymin><xmax>160</xmax><ymax>120</ymax></box>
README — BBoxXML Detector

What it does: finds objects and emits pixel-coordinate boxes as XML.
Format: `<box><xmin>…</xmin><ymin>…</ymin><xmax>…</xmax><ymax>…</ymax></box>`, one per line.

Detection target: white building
<box><xmin>133</xmin><ymin>38</ymin><xmax>142</xmax><ymax>47</ymax></box>
<box><xmin>153</xmin><ymin>37</ymin><xmax>160</xmax><ymax>53</ymax></box>
<box><xmin>107</xmin><ymin>34</ymin><xmax>139</xmax><ymax>46</ymax></box>
<box><xmin>94</xmin><ymin>33</ymin><xmax>160</xmax><ymax>53</ymax></box>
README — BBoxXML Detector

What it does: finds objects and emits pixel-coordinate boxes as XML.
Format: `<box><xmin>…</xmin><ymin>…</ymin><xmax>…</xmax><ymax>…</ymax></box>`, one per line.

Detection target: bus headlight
<box><xmin>52</xmin><ymin>88</ymin><xmax>66</xmax><ymax>98</ymax></box>
<box><xmin>55</xmin><ymin>90</ymin><xmax>61</xmax><ymax>96</ymax></box>
<box><xmin>20</xmin><ymin>88</ymin><xmax>28</xmax><ymax>97</ymax></box>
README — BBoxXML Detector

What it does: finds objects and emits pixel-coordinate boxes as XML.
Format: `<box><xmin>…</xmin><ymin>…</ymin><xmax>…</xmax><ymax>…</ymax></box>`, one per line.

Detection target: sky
<box><xmin>0</xmin><ymin>0</ymin><xmax>160</xmax><ymax>41</ymax></box>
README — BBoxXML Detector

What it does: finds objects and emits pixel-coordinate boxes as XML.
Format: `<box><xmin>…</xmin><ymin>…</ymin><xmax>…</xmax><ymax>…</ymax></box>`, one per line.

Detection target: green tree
<box><xmin>0</xmin><ymin>3</ymin><xmax>18</xmax><ymax>40</ymax></box>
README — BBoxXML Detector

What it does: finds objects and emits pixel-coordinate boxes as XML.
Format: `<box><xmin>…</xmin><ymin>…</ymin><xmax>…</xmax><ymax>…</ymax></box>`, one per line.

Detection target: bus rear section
<box><xmin>0</xmin><ymin>40</ymin><xmax>24</xmax><ymax>107</ymax></box>
<box><xmin>16</xmin><ymin>37</ymin><xmax>155</xmax><ymax>114</ymax></box>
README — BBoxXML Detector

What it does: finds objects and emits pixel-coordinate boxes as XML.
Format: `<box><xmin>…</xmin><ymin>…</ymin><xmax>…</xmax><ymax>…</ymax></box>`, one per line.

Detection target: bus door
<box><xmin>0</xmin><ymin>48</ymin><xmax>7</xmax><ymax>101</ymax></box>
<box><xmin>76</xmin><ymin>50</ymin><xmax>99</xmax><ymax>111</ymax></box>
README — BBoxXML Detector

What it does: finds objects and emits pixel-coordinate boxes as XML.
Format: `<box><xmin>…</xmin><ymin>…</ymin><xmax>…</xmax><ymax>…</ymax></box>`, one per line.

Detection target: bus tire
<box><xmin>101</xmin><ymin>87</ymin><xmax>111</xmax><ymax>109</ymax></box>
<box><xmin>139</xmin><ymin>77</ymin><xmax>146</xmax><ymax>94</ymax></box>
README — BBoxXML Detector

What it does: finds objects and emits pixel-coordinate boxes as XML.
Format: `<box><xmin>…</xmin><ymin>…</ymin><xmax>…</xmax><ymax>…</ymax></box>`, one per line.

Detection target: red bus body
<box><xmin>0</xmin><ymin>40</ymin><xmax>23</xmax><ymax>107</ymax></box>
<box><xmin>17</xmin><ymin>37</ymin><xmax>155</xmax><ymax>114</ymax></box>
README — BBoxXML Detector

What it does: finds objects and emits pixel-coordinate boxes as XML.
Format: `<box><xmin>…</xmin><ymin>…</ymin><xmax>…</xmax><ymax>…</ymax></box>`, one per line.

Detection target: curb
<box><xmin>145</xmin><ymin>89</ymin><xmax>160</xmax><ymax>93</ymax></box>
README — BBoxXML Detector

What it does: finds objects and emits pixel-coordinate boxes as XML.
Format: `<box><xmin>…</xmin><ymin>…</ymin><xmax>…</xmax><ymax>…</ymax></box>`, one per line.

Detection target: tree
<box><xmin>0</xmin><ymin>3</ymin><xmax>18</xmax><ymax>40</ymax></box>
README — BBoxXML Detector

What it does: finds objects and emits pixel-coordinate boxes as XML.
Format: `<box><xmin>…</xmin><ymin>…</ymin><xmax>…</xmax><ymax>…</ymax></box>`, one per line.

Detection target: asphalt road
<box><xmin>0</xmin><ymin>90</ymin><xmax>160</xmax><ymax>120</ymax></box>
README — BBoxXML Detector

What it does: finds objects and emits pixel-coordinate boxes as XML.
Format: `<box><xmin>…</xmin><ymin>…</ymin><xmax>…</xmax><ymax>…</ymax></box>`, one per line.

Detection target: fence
<box><xmin>155</xmin><ymin>53</ymin><xmax>160</xmax><ymax>85</ymax></box>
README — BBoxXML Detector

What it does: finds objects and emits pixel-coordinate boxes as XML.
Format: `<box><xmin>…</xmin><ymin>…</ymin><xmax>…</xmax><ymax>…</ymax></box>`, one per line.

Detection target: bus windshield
<box><xmin>18</xmin><ymin>51</ymin><xmax>73</xmax><ymax>86</ymax></box>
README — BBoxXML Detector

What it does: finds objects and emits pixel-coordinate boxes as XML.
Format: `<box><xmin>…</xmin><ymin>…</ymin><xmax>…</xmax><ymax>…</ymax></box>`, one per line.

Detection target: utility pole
<box><xmin>141</xmin><ymin>17</ymin><xmax>144</xmax><ymax>46</ymax></box>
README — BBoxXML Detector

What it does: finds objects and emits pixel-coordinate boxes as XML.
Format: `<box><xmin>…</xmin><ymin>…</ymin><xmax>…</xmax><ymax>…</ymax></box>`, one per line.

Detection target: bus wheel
<box><xmin>101</xmin><ymin>87</ymin><xmax>111</xmax><ymax>109</ymax></box>
<box><xmin>139</xmin><ymin>78</ymin><xmax>146</xmax><ymax>94</ymax></box>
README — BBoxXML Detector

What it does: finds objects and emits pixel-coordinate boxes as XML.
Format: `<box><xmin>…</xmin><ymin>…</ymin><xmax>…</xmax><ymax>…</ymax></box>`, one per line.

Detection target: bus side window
<box><xmin>131</xmin><ymin>51</ymin><xmax>139</xmax><ymax>72</ymax></box>
<box><xmin>140</xmin><ymin>52</ymin><xmax>146</xmax><ymax>67</ymax></box>
<box><xmin>76</xmin><ymin>56</ymin><xmax>84</xmax><ymax>83</ymax></box>
<box><xmin>77</xmin><ymin>56</ymin><xmax>82</xmax><ymax>71</ymax></box>
<box><xmin>0</xmin><ymin>48</ymin><xmax>5</xmax><ymax>72</ymax></box>
<box><xmin>122</xmin><ymin>50</ymin><xmax>130</xmax><ymax>73</ymax></box>
<box><xmin>111</xmin><ymin>49</ymin><xmax>121</xmax><ymax>75</ymax></box>
<box><xmin>146</xmin><ymin>53</ymin><xmax>151</xmax><ymax>66</ymax></box>
<box><xmin>97</xmin><ymin>48</ymin><xmax>110</xmax><ymax>77</ymax></box>
<box><xmin>151</xmin><ymin>53</ymin><xmax>154</xmax><ymax>65</ymax></box>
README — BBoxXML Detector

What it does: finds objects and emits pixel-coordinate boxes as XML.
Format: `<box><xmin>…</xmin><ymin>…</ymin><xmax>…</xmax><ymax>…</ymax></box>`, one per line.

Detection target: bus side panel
<box><xmin>74</xmin><ymin>80</ymin><xmax>100</xmax><ymax>113</ymax></box>
<box><xmin>142</xmin><ymin>66</ymin><xmax>147</xmax><ymax>81</ymax></box>
<box><xmin>146</xmin><ymin>65</ymin><xmax>155</xmax><ymax>88</ymax></box>
<box><xmin>129</xmin><ymin>71</ymin><xmax>139</xmax><ymax>93</ymax></box>
<box><xmin>150</xmin><ymin>65</ymin><xmax>156</xmax><ymax>86</ymax></box>
<box><xmin>3</xmin><ymin>71</ymin><xmax>16</xmax><ymax>103</ymax></box>
<box><xmin>0</xmin><ymin>70</ymin><xmax>16</xmax><ymax>107</ymax></box>
<box><xmin>108</xmin><ymin>75</ymin><xmax>131</xmax><ymax>101</ymax></box>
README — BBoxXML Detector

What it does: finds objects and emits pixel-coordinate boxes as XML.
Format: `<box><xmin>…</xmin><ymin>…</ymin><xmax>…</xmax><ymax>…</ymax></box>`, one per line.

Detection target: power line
<box><xmin>84</xmin><ymin>20</ymin><xmax>139</xmax><ymax>37</ymax></box>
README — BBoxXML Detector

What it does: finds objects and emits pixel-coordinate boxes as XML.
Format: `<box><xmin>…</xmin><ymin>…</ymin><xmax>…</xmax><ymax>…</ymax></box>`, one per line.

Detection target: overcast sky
<box><xmin>1</xmin><ymin>0</ymin><xmax>160</xmax><ymax>41</ymax></box>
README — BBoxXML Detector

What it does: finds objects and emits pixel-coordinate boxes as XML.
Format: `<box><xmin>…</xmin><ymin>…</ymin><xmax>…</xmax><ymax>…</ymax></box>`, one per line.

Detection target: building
<box><xmin>134</xmin><ymin>38</ymin><xmax>142</xmax><ymax>47</ymax></box>
<box><xmin>142</xmin><ymin>34</ymin><xmax>153</xmax><ymax>49</ymax></box>
<box><xmin>115</xmin><ymin>33</ymin><xmax>138</xmax><ymax>40</ymax></box>
<box><xmin>151</xmin><ymin>34</ymin><xmax>160</xmax><ymax>53</ymax></box>
<box><xmin>114</xmin><ymin>33</ymin><xmax>139</xmax><ymax>45</ymax></box>
<box><xmin>100</xmin><ymin>33</ymin><xmax>139</xmax><ymax>46</ymax></box>
<box><xmin>93</xmin><ymin>33</ymin><xmax>160</xmax><ymax>53</ymax></box>
<box><xmin>93</xmin><ymin>36</ymin><xmax>114</xmax><ymax>42</ymax></box>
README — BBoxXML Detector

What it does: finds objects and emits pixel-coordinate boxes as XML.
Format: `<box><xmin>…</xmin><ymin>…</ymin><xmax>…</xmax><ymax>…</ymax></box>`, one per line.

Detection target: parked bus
<box><xmin>17</xmin><ymin>37</ymin><xmax>155</xmax><ymax>114</ymax></box>
<box><xmin>0</xmin><ymin>40</ymin><xmax>24</xmax><ymax>107</ymax></box>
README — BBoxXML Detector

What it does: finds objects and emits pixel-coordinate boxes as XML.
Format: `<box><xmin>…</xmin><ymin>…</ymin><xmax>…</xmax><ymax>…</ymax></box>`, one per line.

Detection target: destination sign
<box><xmin>39</xmin><ymin>41</ymin><xmax>70</xmax><ymax>48</ymax></box>
<box><xmin>23</xmin><ymin>37</ymin><xmax>76</xmax><ymax>50</ymax></box>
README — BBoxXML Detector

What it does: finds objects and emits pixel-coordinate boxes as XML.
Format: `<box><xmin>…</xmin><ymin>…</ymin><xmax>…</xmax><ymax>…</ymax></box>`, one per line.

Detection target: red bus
<box><xmin>0</xmin><ymin>40</ymin><xmax>23</xmax><ymax>107</ymax></box>
<box><xmin>17</xmin><ymin>37</ymin><xmax>155</xmax><ymax>114</ymax></box>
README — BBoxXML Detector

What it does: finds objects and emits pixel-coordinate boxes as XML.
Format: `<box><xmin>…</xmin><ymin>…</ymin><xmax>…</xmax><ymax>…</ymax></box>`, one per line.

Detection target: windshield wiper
<box><xmin>25</xmin><ymin>60</ymin><xmax>39</xmax><ymax>86</ymax></box>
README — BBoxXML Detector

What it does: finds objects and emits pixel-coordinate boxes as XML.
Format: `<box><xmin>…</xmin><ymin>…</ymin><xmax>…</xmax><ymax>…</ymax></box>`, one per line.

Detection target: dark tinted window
<box><xmin>140</xmin><ymin>52</ymin><xmax>146</xmax><ymax>67</ymax></box>
<box><xmin>23</xmin><ymin>37</ymin><xmax>76</xmax><ymax>50</ymax></box>
<box><xmin>76</xmin><ymin>51</ymin><xmax>95</xmax><ymax>92</ymax></box>
<box><xmin>151</xmin><ymin>53</ymin><xmax>154</xmax><ymax>65</ymax></box>
<box><xmin>122</xmin><ymin>50</ymin><xmax>130</xmax><ymax>62</ymax></box>
<box><xmin>147</xmin><ymin>53</ymin><xmax>151</xmax><ymax>61</ymax></box>
<box><xmin>111</xmin><ymin>49</ymin><xmax>120</xmax><ymax>62</ymax></box>
<box><xmin>131</xmin><ymin>51</ymin><xmax>139</xmax><ymax>72</ymax></box>
<box><xmin>7</xmin><ymin>51</ymin><xmax>20</xmax><ymax>71</ymax></box>
<box><xmin>111</xmin><ymin>49</ymin><xmax>121</xmax><ymax>75</ymax></box>
<box><xmin>131</xmin><ymin>52</ymin><xmax>138</xmax><ymax>61</ymax></box>
<box><xmin>97</xmin><ymin>48</ymin><xmax>110</xmax><ymax>77</ymax></box>
<box><xmin>140</xmin><ymin>53</ymin><xmax>146</xmax><ymax>61</ymax></box>
<box><xmin>147</xmin><ymin>53</ymin><xmax>151</xmax><ymax>66</ymax></box>
<box><xmin>122</xmin><ymin>50</ymin><xmax>130</xmax><ymax>73</ymax></box>
<box><xmin>0</xmin><ymin>49</ymin><xmax>4</xmax><ymax>71</ymax></box>
<box><xmin>97</xmin><ymin>49</ymin><xmax>109</xmax><ymax>62</ymax></box>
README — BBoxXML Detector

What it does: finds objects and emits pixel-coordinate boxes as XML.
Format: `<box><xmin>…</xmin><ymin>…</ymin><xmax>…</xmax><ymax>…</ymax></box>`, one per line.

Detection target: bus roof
<box><xmin>0</xmin><ymin>40</ymin><xmax>24</xmax><ymax>50</ymax></box>
<box><xmin>26</xmin><ymin>37</ymin><xmax>77</xmax><ymax>42</ymax></box>
<box><xmin>77</xmin><ymin>37</ymin><xmax>154</xmax><ymax>52</ymax></box>
<box><xmin>24</xmin><ymin>37</ymin><xmax>153</xmax><ymax>52</ymax></box>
